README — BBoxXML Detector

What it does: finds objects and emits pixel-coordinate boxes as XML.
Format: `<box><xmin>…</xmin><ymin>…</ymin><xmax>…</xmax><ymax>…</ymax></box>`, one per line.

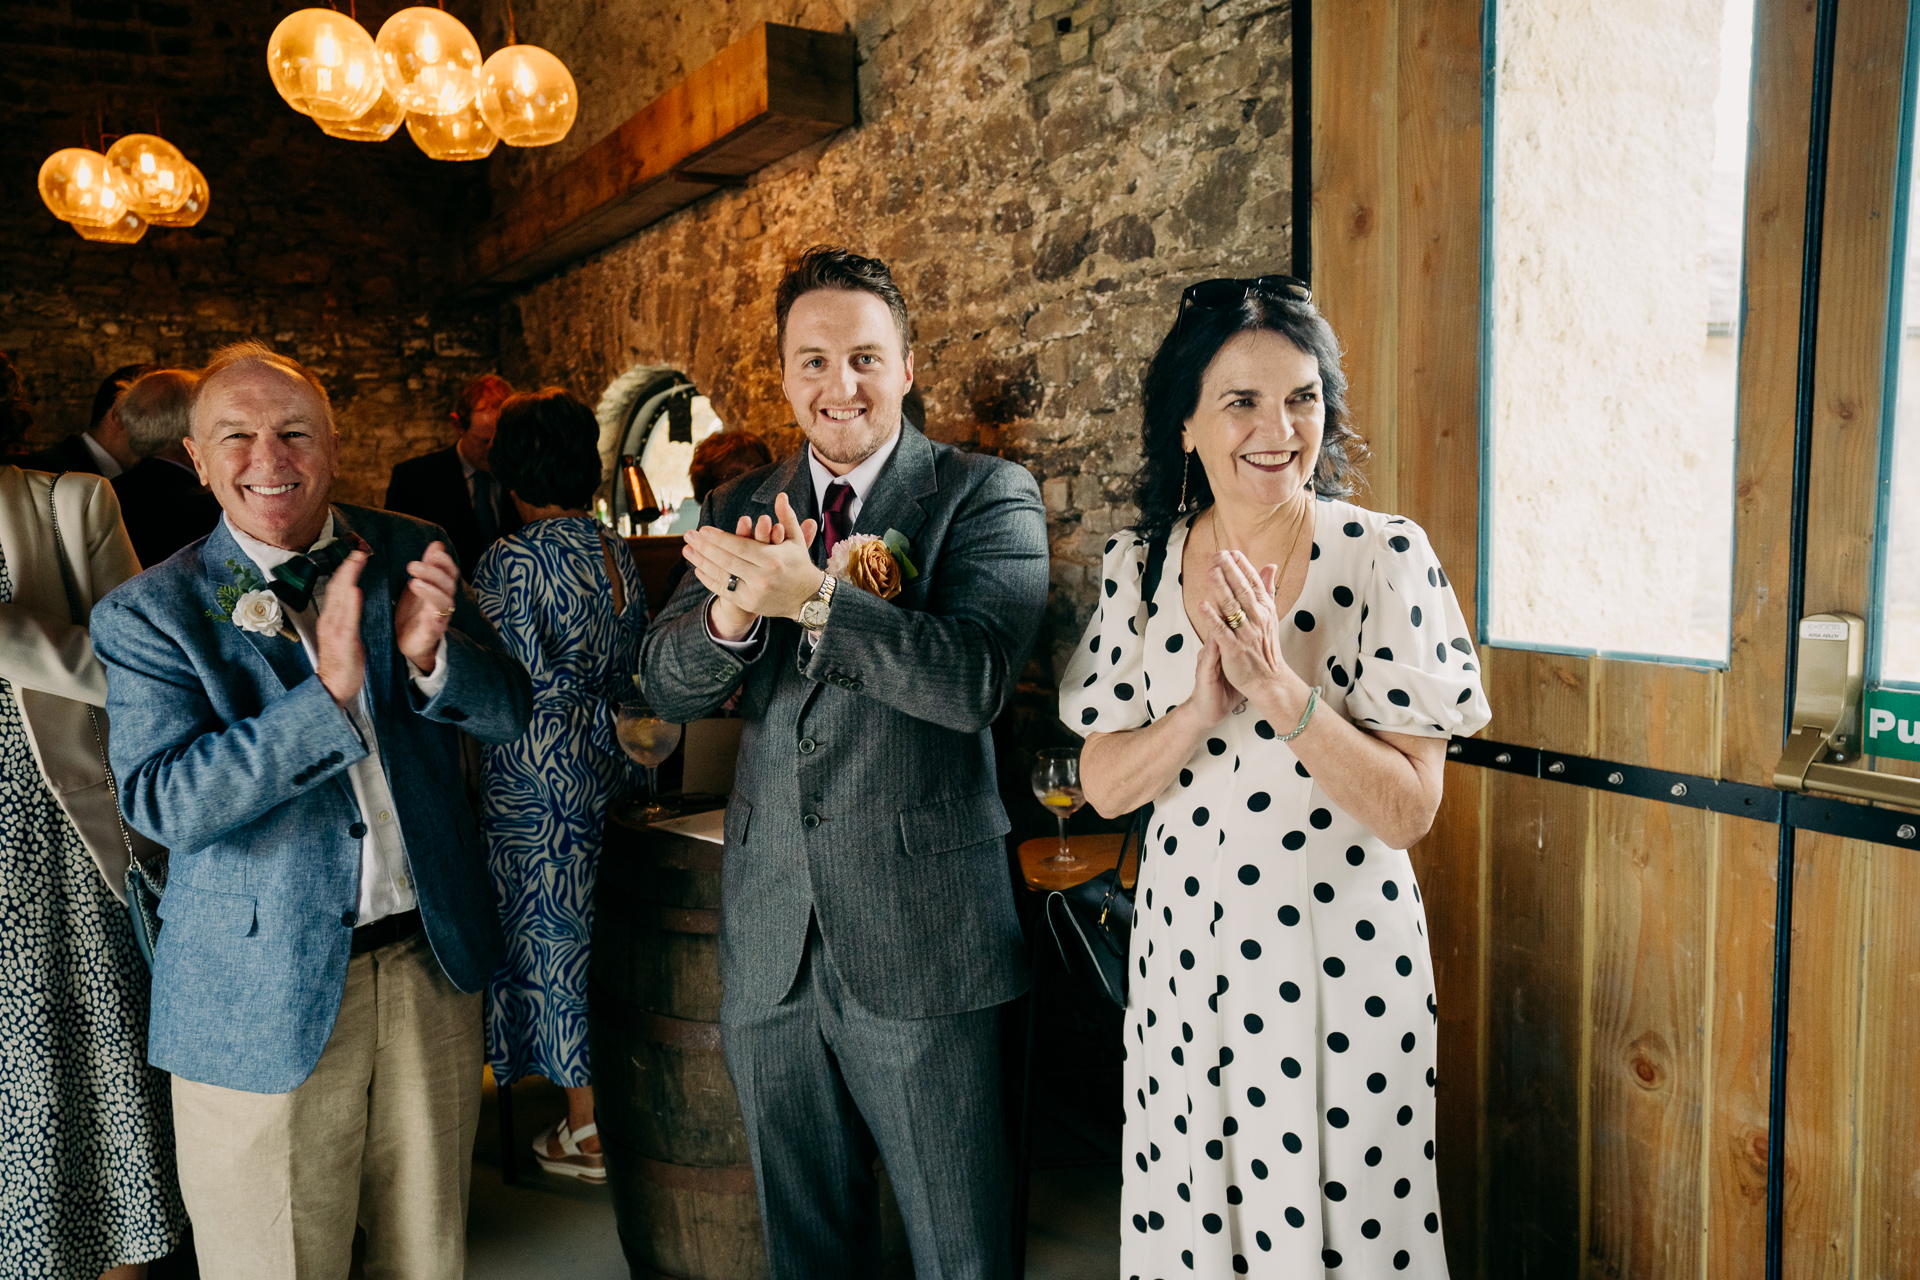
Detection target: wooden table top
<box><xmin>1015</xmin><ymin>831</ymin><xmax>1138</xmax><ymax>892</ymax></box>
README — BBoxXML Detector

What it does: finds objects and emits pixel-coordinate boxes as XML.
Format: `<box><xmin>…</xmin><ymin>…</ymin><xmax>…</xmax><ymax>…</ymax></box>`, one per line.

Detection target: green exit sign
<box><xmin>1864</xmin><ymin>688</ymin><xmax>1920</xmax><ymax>762</ymax></box>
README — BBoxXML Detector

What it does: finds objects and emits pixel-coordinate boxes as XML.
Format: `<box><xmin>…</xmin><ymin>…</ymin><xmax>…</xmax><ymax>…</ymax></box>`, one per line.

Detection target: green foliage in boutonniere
<box><xmin>882</xmin><ymin>529</ymin><xmax>919</xmax><ymax>580</ymax></box>
<box><xmin>205</xmin><ymin>558</ymin><xmax>266</xmax><ymax>621</ymax></box>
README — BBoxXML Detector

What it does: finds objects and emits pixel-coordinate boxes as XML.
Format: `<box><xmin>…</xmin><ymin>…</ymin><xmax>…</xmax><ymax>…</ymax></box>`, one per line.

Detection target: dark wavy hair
<box><xmin>489</xmin><ymin>388</ymin><xmax>604</xmax><ymax>511</ymax></box>
<box><xmin>1132</xmin><ymin>289</ymin><xmax>1365</xmax><ymax>539</ymax></box>
<box><xmin>689</xmin><ymin>430</ymin><xmax>774</xmax><ymax>501</ymax></box>
<box><xmin>775</xmin><ymin>245</ymin><xmax>911</xmax><ymax>360</ymax></box>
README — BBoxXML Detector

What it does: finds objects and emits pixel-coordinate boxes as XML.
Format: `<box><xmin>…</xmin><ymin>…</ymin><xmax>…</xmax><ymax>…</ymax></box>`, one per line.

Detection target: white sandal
<box><xmin>532</xmin><ymin>1118</ymin><xmax>607</xmax><ymax>1183</ymax></box>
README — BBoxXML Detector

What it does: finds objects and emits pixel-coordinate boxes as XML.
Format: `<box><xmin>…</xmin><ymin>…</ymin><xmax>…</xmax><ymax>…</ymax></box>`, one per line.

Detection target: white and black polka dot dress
<box><xmin>1060</xmin><ymin>501</ymin><xmax>1491</xmax><ymax>1279</ymax></box>
<box><xmin>0</xmin><ymin>550</ymin><xmax>186</xmax><ymax>1275</ymax></box>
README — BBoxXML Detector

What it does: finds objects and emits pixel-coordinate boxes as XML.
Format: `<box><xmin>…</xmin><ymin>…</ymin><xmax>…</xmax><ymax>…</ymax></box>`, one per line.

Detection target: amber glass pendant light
<box><xmin>267</xmin><ymin>8</ymin><xmax>385</xmax><ymax>121</ymax></box>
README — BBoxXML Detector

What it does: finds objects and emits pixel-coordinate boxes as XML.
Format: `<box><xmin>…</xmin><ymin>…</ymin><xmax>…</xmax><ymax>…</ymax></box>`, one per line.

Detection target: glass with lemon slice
<box><xmin>1031</xmin><ymin>746</ymin><xmax>1085</xmax><ymax>866</ymax></box>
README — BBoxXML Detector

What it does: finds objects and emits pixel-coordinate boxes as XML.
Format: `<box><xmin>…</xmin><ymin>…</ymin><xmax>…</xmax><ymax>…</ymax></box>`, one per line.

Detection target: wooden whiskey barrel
<box><xmin>591</xmin><ymin>809</ymin><xmax>765</xmax><ymax>1280</ymax></box>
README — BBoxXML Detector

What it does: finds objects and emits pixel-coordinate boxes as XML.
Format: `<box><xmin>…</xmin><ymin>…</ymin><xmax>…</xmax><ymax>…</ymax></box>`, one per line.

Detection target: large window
<box><xmin>1483</xmin><ymin>0</ymin><xmax>1753</xmax><ymax>664</ymax></box>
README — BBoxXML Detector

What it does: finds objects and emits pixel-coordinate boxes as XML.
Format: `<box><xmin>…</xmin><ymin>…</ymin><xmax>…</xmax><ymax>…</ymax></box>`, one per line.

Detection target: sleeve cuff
<box><xmin>705</xmin><ymin>599</ymin><xmax>766</xmax><ymax>656</ymax></box>
<box><xmin>406</xmin><ymin>635</ymin><xmax>451</xmax><ymax>697</ymax></box>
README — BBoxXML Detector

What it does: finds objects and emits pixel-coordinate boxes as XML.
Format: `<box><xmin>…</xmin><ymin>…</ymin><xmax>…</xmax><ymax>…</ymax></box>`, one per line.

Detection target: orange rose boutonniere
<box><xmin>825</xmin><ymin>529</ymin><xmax>919</xmax><ymax>601</ymax></box>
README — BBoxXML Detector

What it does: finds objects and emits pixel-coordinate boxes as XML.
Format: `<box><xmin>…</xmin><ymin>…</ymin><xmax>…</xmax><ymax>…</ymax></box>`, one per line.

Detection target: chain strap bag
<box><xmin>46</xmin><ymin>474</ymin><xmax>164</xmax><ymax>967</ymax></box>
<box><xmin>1040</xmin><ymin>529</ymin><xmax>1171</xmax><ymax>1009</ymax></box>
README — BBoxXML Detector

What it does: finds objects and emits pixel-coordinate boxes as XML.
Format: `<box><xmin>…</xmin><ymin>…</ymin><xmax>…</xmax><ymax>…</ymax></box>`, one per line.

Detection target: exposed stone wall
<box><xmin>485</xmin><ymin>0</ymin><xmax>1296</xmax><ymax>686</ymax></box>
<box><xmin>0</xmin><ymin>0</ymin><xmax>497</xmax><ymax>508</ymax></box>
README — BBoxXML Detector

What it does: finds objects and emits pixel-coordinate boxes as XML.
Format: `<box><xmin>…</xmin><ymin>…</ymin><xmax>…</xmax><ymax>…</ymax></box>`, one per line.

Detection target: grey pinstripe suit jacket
<box><xmin>638</xmin><ymin>426</ymin><xmax>1048</xmax><ymax>1020</ymax></box>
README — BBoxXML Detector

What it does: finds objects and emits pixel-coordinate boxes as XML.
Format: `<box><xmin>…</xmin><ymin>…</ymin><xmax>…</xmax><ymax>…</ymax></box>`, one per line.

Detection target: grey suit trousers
<box><xmin>723</xmin><ymin>920</ymin><xmax>1011</xmax><ymax>1280</ymax></box>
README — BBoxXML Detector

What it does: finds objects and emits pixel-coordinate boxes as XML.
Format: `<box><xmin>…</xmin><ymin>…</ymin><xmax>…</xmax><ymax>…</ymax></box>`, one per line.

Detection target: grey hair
<box><xmin>191</xmin><ymin>341</ymin><xmax>335</xmax><ymax>436</ymax></box>
<box><xmin>117</xmin><ymin>368</ymin><xmax>200</xmax><ymax>459</ymax></box>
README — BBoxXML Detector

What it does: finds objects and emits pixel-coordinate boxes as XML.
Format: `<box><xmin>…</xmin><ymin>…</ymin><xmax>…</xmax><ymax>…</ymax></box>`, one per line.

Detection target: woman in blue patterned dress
<box><xmin>472</xmin><ymin>388</ymin><xmax>646</xmax><ymax>1184</ymax></box>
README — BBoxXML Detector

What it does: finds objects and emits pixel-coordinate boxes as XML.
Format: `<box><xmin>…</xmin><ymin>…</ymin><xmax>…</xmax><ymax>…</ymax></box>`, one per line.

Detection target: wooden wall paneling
<box><xmin>1709</xmin><ymin>815</ymin><xmax>1785</xmax><ymax>1277</ymax></box>
<box><xmin>1780</xmin><ymin>831</ymin><xmax>1870</xmax><ymax>1280</ymax></box>
<box><xmin>1483</xmin><ymin>649</ymin><xmax>1590</xmax><ymax>1278</ymax></box>
<box><xmin>1854</xmin><ymin>840</ymin><xmax>1920</xmax><ymax>1278</ymax></box>
<box><xmin>1392</xmin><ymin>0</ymin><xmax>1486</xmax><ymax>597</ymax></box>
<box><xmin>1312</xmin><ymin>0</ymin><xmax>1399</xmax><ymax>517</ymax></box>
<box><xmin>1408</xmin><ymin>761</ymin><xmax>1485</xmax><ymax>1276</ymax></box>
<box><xmin>1585</xmin><ymin>660</ymin><xmax>1720</xmax><ymax>1279</ymax></box>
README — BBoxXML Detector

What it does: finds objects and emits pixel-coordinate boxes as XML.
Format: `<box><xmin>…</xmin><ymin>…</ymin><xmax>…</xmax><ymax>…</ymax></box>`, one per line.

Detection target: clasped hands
<box><xmin>682</xmin><ymin>493</ymin><xmax>827</xmax><ymax>642</ymax></box>
<box><xmin>1186</xmin><ymin>549</ymin><xmax>1313</xmax><ymax>728</ymax></box>
<box><xmin>315</xmin><ymin>541</ymin><xmax>461</xmax><ymax>709</ymax></box>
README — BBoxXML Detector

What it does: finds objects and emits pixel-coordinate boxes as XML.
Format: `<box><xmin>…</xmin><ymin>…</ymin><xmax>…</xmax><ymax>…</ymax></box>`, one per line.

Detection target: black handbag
<box><xmin>1040</xmin><ymin>528</ymin><xmax>1170</xmax><ymax>1009</ymax></box>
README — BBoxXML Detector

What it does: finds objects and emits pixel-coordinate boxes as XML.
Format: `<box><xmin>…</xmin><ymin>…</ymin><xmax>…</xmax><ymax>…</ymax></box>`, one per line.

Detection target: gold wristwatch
<box><xmin>798</xmin><ymin>573</ymin><xmax>836</xmax><ymax>631</ymax></box>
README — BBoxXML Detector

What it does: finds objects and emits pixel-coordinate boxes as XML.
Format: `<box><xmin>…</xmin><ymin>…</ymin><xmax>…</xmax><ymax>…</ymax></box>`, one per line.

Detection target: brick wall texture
<box><xmin>0</xmin><ymin>0</ymin><xmax>498</xmax><ymax>508</ymax></box>
<box><xmin>483</xmin><ymin>0</ymin><xmax>1297</xmax><ymax>681</ymax></box>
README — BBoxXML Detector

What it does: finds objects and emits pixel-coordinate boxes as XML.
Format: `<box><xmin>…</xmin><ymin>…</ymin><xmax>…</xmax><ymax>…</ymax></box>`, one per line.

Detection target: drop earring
<box><xmin>1177</xmin><ymin>449</ymin><xmax>1191</xmax><ymax>513</ymax></box>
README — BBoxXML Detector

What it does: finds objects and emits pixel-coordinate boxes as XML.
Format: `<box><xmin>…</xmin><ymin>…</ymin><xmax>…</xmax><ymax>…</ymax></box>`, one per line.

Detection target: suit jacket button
<box><xmin>849</xmin><ymin>680</ymin><xmax>864</xmax><ymax>691</ymax></box>
<box><xmin>341</xmin><ymin>911</ymin><xmax>357</xmax><ymax>927</ymax></box>
<box><xmin>294</xmin><ymin>772</ymin><xmax>308</xmax><ymax>785</ymax></box>
<box><xmin>349</xmin><ymin>822</ymin><xmax>368</xmax><ymax>838</ymax></box>
<box><xmin>799</xmin><ymin>738</ymin><xmax>816</xmax><ymax>754</ymax></box>
<box><xmin>329</xmin><ymin>751</ymin><xmax>344</xmax><ymax>764</ymax></box>
<box><xmin>802</xmin><ymin>813</ymin><xmax>821</xmax><ymax>829</ymax></box>
<box><xmin>445</xmin><ymin>707</ymin><xmax>467</xmax><ymax>722</ymax></box>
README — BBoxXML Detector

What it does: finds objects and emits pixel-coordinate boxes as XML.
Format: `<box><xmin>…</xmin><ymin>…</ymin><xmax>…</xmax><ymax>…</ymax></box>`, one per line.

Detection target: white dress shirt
<box><xmin>228</xmin><ymin>514</ymin><xmax>446</xmax><ymax>925</ymax></box>
<box><xmin>80</xmin><ymin>430</ymin><xmax>122</xmax><ymax>478</ymax></box>
<box><xmin>705</xmin><ymin>429</ymin><xmax>903</xmax><ymax>651</ymax></box>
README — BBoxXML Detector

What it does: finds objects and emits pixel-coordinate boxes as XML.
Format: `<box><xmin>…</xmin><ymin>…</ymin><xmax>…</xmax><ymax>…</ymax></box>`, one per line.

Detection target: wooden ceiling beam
<box><xmin>462</xmin><ymin>23</ymin><xmax>856</xmax><ymax>291</ymax></box>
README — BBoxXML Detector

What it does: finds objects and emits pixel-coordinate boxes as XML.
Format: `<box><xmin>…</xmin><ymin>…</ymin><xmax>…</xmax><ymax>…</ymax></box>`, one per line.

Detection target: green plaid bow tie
<box><xmin>269</xmin><ymin>538</ymin><xmax>351</xmax><ymax>612</ymax></box>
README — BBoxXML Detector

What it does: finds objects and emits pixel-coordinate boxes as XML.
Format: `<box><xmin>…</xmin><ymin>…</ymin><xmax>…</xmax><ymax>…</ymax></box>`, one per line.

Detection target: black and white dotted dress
<box><xmin>0</xmin><ymin>549</ymin><xmax>186</xmax><ymax>1276</ymax></box>
<box><xmin>1060</xmin><ymin>501</ymin><xmax>1491</xmax><ymax>1279</ymax></box>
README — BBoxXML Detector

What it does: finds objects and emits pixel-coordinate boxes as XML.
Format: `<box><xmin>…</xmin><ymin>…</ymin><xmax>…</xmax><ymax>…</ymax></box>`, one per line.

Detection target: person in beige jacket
<box><xmin>0</xmin><ymin>374</ymin><xmax>186</xmax><ymax>1278</ymax></box>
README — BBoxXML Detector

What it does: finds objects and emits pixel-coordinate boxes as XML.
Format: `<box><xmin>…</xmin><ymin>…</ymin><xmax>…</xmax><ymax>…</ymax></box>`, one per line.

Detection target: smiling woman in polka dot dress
<box><xmin>1062</xmin><ymin>278</ymin><xmax>1491</xmax><ymax>1278</ymax></box>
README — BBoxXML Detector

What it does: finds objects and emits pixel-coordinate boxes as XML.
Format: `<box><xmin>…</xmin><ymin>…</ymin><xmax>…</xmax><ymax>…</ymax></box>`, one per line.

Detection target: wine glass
<box><xmin>616</xmin><ymin>698</ymin><xmax>683</xmax><ymax>822</ymax></box>
<box><xmin>1031</xmin><ymin>746</ymin><xmax>1086</xmax><ymax>867</ymax></box>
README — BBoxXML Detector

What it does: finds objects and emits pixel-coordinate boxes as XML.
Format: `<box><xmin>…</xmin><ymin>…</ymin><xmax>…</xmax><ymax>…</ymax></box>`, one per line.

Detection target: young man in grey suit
<box><xmin>639</xmin><ymin>247</ymin><xmax>1049</xmax><ymax>1277</ymax></box>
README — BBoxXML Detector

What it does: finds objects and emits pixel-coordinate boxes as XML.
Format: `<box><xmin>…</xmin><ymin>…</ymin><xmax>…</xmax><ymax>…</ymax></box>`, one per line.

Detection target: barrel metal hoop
<box><xmin>634</xmin><ymin>1154</ymin><xmax>758</xmax><ymax>1196</ymax></box>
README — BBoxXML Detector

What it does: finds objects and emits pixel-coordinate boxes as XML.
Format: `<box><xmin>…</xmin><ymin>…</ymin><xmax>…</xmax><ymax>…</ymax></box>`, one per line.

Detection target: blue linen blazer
<box><xmin>91</xmin><ymin>505</ymin><xmax>533</xmax><ymax>1093</ymax></box>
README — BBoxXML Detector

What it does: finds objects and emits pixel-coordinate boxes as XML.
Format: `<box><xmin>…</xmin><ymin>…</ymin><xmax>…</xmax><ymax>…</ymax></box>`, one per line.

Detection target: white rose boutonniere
<box><xmin>232</xmin><ymin>589</ymin><xmax>286</xmax><ymax>635</ymax></box>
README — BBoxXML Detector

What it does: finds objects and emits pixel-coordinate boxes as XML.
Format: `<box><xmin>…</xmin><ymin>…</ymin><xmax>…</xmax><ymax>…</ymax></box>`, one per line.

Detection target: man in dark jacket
<box><xmin>639</xmin><ymin>247</ymin><xmax>1048</xmax><ymax>1279</ymax></box>
<box><xmin>383</xmin><ymin>374</ymin><xmax>522</xmax><ymax>575</ymax></box>
<box><xmin>15</xmin><ymin>362</ymin><xmax>148</xmax><ymax>476</ymax></box>
<box><xmin>111</xmin><ymin>367</ymin><xmax>221</xmax><ymax>568</ymax></box>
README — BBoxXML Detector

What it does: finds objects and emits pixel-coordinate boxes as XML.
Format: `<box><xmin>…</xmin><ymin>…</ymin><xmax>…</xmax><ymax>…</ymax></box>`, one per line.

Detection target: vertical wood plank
<box><xmin>1854</xmin><ymin>841</ymin><xmax>1920</xmax><ymax>1279</ymax></box>
<box><xmin>1780</xmin><ymin>831</ymin><xmax>1870</xmax><ymax>1280</ymax></box>
<box><xmin>1803</xmin><ymin>0</ymin><xmax>1907</xmax><ymax>622</ymax></box>
<box><xmin>1710</xmin><ymin>816</ymin><xmax>1783</xmax><ymax>1278</ymax></box>
<box><xmin>1394</xmin><ymin>0</ymin><xmax>1486</xmax><ymax>612</ymax></box>
<box><xmin>1484</xmin><ymin>650</ymin><xmax>1590</xmax><ymax>1278</ymax></box>
<box><xmin>1721</xmin><ymin>0</ymin><xmax>1815</xmax><ymax>790</ymax></box>
<box><xmin>1313</xmin><ymin>0</ymin><xmax>1399</xmax><ymax>517</ymax></box>
<box><xmin>1585</xmin><ymin>661</ymin><xmax>1718</xmax><ymax>1279</ymax></box>
<box><xmin>1409</xmin><ymin>762</ymin><xmax>1484</xmax><ymax>1276</ymax></box>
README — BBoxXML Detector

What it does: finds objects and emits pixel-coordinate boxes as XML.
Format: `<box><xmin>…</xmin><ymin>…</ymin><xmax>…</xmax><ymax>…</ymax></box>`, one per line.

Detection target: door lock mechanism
<box><xmin>1774</xmin><ymin>613</ymin><xmax>1920</xmax><ymax>813</ymax></box>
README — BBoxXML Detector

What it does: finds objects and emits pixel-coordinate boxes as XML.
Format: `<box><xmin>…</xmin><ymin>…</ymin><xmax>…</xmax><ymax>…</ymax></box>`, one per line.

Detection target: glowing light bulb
<box><xmin>38</xmin><ymin>148</ymin><xmax>129</xmax><ymax>226</ymax></box>
<box><xmin>146</xmin><ymin>162</ymin><xmax>210</xmax><ymax>228</ymax></box>
<box><xmin>477</xmin><ymin>44</ymin><xmax>579</xmax><ymax>148</ymax></box>
<box><xmin>376</xmin><ymin>8</ymin><xmax>481</xmax><ymax>115</ymax></box>
<box><xmin>268</xmin><ymin>9</ymin><xmax>386</xmax><ymax>122</ymax></box>
<box><xmin>106</xmin><ymin>134</ymin><xmax>192</xmax><ymax>218</ymax></box>
<box><xmin>406</xmin><ymin>100</ymin><xmax>497</xmax><ymax>161</ymax></box>
<box><xmin>317</xmin><ymin>77</ymin><xmax>407</xmax><ymax>143</ymax></box>
<box><xmin>74</xmin><ymin>207</ymin><xmax>148</xmax><ymax>244</ymax></box>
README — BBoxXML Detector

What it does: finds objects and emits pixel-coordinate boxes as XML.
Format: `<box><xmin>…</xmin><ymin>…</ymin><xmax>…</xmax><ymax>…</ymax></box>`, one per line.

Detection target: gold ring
<box><xmin>434</xmin><ymin>607</ymin><xmax>455</xmax><ymax>619</ymax></box>
<box><xmin>1224</xmin><ymin>609</ymin><xmax>1246</xmax><ymax>630</ymax></box>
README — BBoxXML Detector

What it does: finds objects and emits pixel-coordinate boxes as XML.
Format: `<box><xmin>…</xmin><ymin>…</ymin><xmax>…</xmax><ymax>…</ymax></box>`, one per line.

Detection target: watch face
<box><xmin>799</xmin><ymin>599</ymin><xmax>830</xmax><ymax>629</ymax></box>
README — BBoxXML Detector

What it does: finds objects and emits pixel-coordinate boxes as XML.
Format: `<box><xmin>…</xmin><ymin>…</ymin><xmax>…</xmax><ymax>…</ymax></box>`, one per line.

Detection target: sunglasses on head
<box><xmin>1176</xmin><ymin>275</ymin><xmax>1313</xmax><ymax>331</ymax></box>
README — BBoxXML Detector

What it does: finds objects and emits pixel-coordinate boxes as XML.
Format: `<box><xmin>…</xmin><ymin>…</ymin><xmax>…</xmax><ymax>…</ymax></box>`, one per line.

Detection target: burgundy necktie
<box><xmin>821</xmin><ymin>481</ymin><xmax>854</xmax><ymax>559</ymax></box>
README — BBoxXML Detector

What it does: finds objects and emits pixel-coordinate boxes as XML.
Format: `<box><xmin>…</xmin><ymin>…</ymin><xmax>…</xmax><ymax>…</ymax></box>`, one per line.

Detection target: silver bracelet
<box><xmin>1279</xmin><ymin>684</ymin><xmax>1322</xmax><ymax>742</ymax></box>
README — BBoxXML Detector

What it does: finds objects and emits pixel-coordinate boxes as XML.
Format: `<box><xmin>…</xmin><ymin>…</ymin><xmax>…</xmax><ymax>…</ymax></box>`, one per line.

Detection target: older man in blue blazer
<box><xmin>91</xmin><ymin>342</ymin><xmax>532</xmax><ymax>1280</ymax></box>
